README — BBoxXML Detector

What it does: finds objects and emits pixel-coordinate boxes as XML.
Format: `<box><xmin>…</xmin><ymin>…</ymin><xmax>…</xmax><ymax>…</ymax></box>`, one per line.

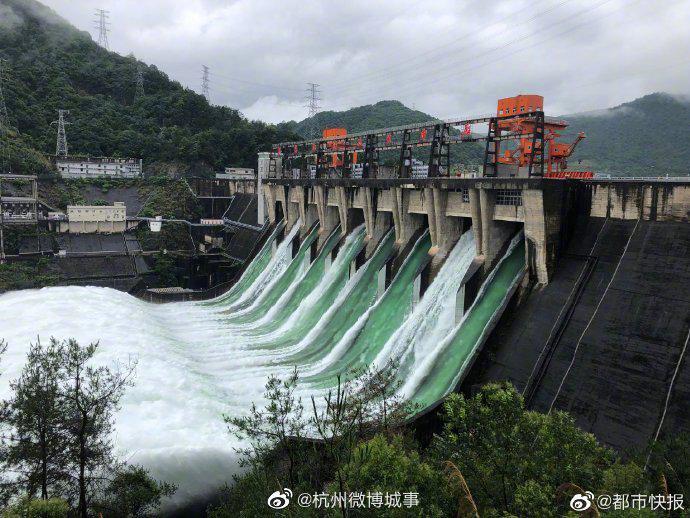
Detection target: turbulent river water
<box><xmin>0</xmin><ymin>222</ymin><xmax>524</xmax><ymax>503</ymax></box>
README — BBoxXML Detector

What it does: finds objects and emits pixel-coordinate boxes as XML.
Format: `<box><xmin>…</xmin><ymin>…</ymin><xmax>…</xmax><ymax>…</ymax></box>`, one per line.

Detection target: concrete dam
<box><xmin>257</xmin><ymin>170</ymin><xmax>690</xmax><ymax>447</ymax></box>
<box><xmin>1</xmin><ymin>103</ymin><xmax>689</xmax><ymax>500</ymax></box>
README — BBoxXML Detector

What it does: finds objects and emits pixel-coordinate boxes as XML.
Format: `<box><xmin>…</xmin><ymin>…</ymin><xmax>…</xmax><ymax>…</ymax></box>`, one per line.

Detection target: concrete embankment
<box><xmin>465</xmin><ymin>215</ymin><xmax>690</xmax><ymax>452</ymax></box>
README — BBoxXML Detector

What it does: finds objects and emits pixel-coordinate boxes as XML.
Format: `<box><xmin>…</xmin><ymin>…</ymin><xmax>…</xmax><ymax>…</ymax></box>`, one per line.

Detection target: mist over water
<box><xmin>0</xmin><ymin>225</ymin><xmax>523</xmax><ymax>504</ymax></box>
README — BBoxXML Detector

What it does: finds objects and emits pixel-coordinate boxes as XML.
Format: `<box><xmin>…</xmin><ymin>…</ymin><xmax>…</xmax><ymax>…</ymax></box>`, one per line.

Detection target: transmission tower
<box><xmin>134</xmin><ymin>63</ymin><xmax>145</xmax><ymax>102</ymax></box>
<box><xmin>0</xmin><ymin>59</ymin><xmax>9</xmax><ymax>129</ymax></box>
<box><xmin>201</xmin><ymin>65</ymin><xmax>210</xmax><ymax>102</ymax></box>
<box><xmin>94</xmin><ymin>9</ymin><xmax>110</xmax><ymax>50</ymax></box>
<box><xmin>304</xmin><ymin>82</ymin><xmax>321</xmax><ymax>139</ymax></box>
<box><xmin>0</xmin><ymin>174</ymin><xmax>5</xmax><ymax>263</ymax></box>
<box><xmin>51</xmin><ymin>110</ymin><xmax>70</xmax><ymax>157</ymax></box>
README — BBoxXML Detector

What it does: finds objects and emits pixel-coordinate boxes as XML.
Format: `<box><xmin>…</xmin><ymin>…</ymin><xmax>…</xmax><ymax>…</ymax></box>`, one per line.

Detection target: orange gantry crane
<box><xmin>494</xmin><ymin>94</ymin><xmax>591</xmax><ymax>178</ymax></box>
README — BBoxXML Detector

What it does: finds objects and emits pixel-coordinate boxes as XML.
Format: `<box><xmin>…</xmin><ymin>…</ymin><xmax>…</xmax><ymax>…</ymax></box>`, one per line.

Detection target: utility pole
<box><xmin>51</xmin><ymin>110</ymin><xmax>70</xmax><ymax>157</ymax></box>
<box><xmin>201</xmin><ymin>65</ymin><xmax>210</xmax><ymax>103</ymax></box>
<box><xmin>0</xmin><ymin>59</ymin><xmax>9</xmax><ymax>177</ymax></box>
<box><xmin>134</xmin><ymin>63</ymin><xmax>145</xmax><ymax>102</ymax></box>
<box><xmin>0</xmin><ymin>59</ymin><xmax>9</xmax><ymax>130</ymax></box>
<box><xmin>0</xmin><ymin>174</ymin><xmax>5</xmax><ymax>263</ymax></box>
<box><xmin>94</xmin><ymin>9</ymin><xmax>110</xmax><ymax>50</ymax></box>
<box><xmin>304</xmin><ymin>82</ymin><xmax>321</xmax><ymax>139</ymax></box>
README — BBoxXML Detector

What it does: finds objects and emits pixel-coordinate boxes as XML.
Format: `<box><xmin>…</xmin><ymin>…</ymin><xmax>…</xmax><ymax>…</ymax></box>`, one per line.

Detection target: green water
<box><xmin>216</xmin><ymin>224</ymin><xmax>320</xmax><ymax>326</ymax></box>
<box><xmin>245</xmin><ymin>226</ymin><xmax>369</xmax><ymax>353</ymax></box>
<box><xmin>241</xmin><ymin>226</ymin><xmax>343</xmax><ymax>335</ymax></box>
<box><xmin>202</xmin><ymin>220</ymin><xmax>525</xmax><ymax>419</ymax></box>
<box><xmin>279</xmin><ymin>230</ymin><xmax>396</xmax><ymax>366</ymax></box>
<box><xmin>201</xmin><ymin>222</ymin><xmax>283</xmax><ymax>308</ymax></box>
<box><xmin>410</xmin><ymin>240</ymin><xmax>526</xmax><ymax>410</ymax></box>
<box><xmin>306</xmin><ymin>232</ymin><xmax>432</xmax><ymax>386</ymax></box>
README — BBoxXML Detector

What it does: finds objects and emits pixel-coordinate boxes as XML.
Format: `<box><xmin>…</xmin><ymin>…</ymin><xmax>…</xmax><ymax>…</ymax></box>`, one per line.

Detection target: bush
<box><xmin>94</xmin><ymin>464</ymin><xmax>176</xmax><ymax>518</ymax></box>
<box><xmin>332</xmin><ymin>434</ymin><xmax>454</xmax><ymax>517</ymax></box>
<box><xmin>433</xmin><ymin>383</ymin><xmax>615</xmax><ymax>516</ymax></box>
<box><xmin>2</xmin><ymin>498</ymin><xmax>69</xmax><ymax>518</ymax></box>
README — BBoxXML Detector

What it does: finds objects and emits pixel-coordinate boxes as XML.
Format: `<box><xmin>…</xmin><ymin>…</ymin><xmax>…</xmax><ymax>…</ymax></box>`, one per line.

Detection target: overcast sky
<box><xmin>40</xmin><ymin>0</ymin><xmax>690</xmax><ymax>123</ymax></box>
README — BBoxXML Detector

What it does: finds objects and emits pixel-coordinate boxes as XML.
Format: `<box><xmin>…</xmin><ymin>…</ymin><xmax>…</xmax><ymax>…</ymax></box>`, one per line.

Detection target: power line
<box><xmin>134</xmin><ymin>62</ymin><xmax>145</xmax><ymax>102</ymax></box>
<box><xmin>329</xmin><ymin>0</ymin><xmax>617</xmax><ymax>99</ymax></box>
<box><xmin>201</xmin><ymin>65</ymin><xmax>210</xmax><ymax>102</ymax></box>
<box><xmin>208</xmin><ymin>71</ymin><xmax>304</xmax><ymax>92</ymax></box>
<box><xmin>333</xmin><ymin>0</ymin><xmax>632</xmax><ymax>103</ymax></box>
<box><xmin>94</xmin><ymin>9</ymin><xmax>110</xmax><ymax>50</ymax></box>
<box><xmin>305</xmin><ymin>83</ymin><xmax>321</xmax><ymax>139</ymax></box>
<box><xmin>327</xmin><ymin>0</ymin><xmax>574</xmax><ymax>92</ymax></box>
<box><xmin>0</xmin><ymin>58</ymin><xmax>9</xmax><ymax>129</ymax></box>
<box><xmin>50</xmin><ymin>110</ymin><xmax>70</xmax><ymax>157</ymax></box>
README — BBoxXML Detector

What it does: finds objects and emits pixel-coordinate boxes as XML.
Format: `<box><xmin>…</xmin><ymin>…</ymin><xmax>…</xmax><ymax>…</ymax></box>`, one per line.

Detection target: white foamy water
<box><xmin>0</xmin><ymin>223</ymin><xmax>356</xmax><ymax>504</ymax></box>
<box><xmin>0</xmin><ymin>287</ymin><xmax>235</xmax><ymax>502</ymax></box>
<box><xmin>0</xmin><ymin>225</ymin><xmax>500</xmax><ymax>507</ymax></box>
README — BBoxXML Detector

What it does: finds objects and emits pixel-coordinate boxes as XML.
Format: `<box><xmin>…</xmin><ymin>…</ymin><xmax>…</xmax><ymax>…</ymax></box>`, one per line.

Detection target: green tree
<box><xmin>225</xmin><ymin>367</ymin><xmax>306</xmax><ymax>487</ymax></box>
<box><xmin>59</xmin><ymin>339</ymin><xmax>136</xmax><ymax>518</ymax></box>
<box><xmin>93</xmin><ymin>464</ymin><xmax>176</xmax><ymax>517</ymax></box>
<box><xmin>1</xmin><ymin>339</ymin><xmax>70</xmax><ymax>500</ymax></box>
<box><xmin>645</xmin><ymin>433</ymin><xmax>690</xmax><ymax>507</ymax></box>
<box><xmin>0</xmin><ymin>338</ymin><xmax>175</xmax><ymax>516</ymax></box>
<box><xmin>151</xmin><ymin>252</ymin><xmax>178</xmax><ymax>287</ymax></box>
<box><xmin>432</xmin><ymin>383</ymin><xmax>615</xmax><ymax>516</ymax></box>
<box><xmin>332</xmin><ymin>434</ymin><xmax>454</xmax><ymax>517</ymax></box>
<box><xmin>217</xmin><ymin>363</ymin><xmax>417</xmax><ymax>517</ymax></box>
<box><xmin>1</xmin><ymin>497</ymin><xmax>69</xmax><ymax>518</ymax></box>
<box><xmin>0</xmin><ymin>0</ymin><xmax>302</xmax><ymax>177</ymax></box>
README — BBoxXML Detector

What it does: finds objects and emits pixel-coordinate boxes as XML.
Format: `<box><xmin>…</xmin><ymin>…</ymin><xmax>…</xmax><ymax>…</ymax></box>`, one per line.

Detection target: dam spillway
<box><xmin>0</xmin><ymin>212</ymin><xmax>523</xmax><ymax>502</ymax></box>
<box><xmin>1</xmin><ymin>176</ymin><xmax>688</xmax><ymax>502</ymax></box>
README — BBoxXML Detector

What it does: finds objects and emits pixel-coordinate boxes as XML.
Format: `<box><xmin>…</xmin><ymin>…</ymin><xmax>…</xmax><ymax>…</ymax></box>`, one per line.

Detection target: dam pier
<box><xmin>149</xmin><ymin>95</ymin><xmax>690</xmax><ymax>453</ymax></box>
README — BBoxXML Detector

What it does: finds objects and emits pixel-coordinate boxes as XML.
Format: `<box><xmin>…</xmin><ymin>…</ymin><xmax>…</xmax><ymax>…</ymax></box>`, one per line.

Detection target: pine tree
<box><xmin>59</xmin><ymin>339</ymin><xmax>136</xmax><ymax>518</ymax></box>
<box><xmin>1</xmin><ymin>338</ymin><xmax>70</xmax><ymax>500</ymax></box>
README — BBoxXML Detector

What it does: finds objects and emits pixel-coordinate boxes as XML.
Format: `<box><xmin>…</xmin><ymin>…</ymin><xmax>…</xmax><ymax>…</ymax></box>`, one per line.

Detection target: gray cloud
<box><xmin>39</xmin><ymin>0</ymin><xmax>690</xmax><ymax>122</ymax></box>
<box><xmin>0</xmin><ymin>4</ymin><xmax>23</xmax><ymax>30</ymax></box>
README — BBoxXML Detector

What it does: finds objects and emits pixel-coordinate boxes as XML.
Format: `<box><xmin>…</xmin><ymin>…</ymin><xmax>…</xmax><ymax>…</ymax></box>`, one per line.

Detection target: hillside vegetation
<box><xmin>278</xmin><ymin>100</ymin><xmax>485</xmax><ymax>166</ymax></box>
<box><xmin>0</xmin><ymin>0</ymin><xmax>298</xmax><ymax>176</ymax></box>
<box><xmin>282</xmin><ymin>94</ymin><xmax>690</xmax><ymax>176</ymax></box>
<box><xmin>279</xmin><ymin>100</ymin><xmax>440</xmax><ymax>137</ymax></box>
<box><xmin>0</xmin><ymin>1</ymin><xmax>686</xmax><ymax>178</ymax></box>
<box><xmin>565</xmin><ymin>93</ymin><xmax>690</xmax><ymax>176</ymax></box>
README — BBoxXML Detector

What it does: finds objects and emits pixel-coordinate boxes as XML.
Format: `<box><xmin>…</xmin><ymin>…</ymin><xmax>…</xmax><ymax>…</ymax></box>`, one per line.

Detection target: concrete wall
<box><xmin>60</xmin><ymin>220</ymin><xmax>127</xmax><ymax>233</ymax></box>
<box><xmin>262</xmin><ymin>179</ymin><xmax>565</xmax><ymax>285</ymax></box>
<box><xmin>589</xmin><ymin>182</ymin><xmax>690</xmax><ymax>221</ymax></box>
<box><xmin>64</xmin><ymin>202</ymin><xmax>127</xmax><ymax>234</ymax></box>
<box><xmin>227</xmin><ymin>180</ymin><xmax>257</xmax><ymax>194</ymax></box>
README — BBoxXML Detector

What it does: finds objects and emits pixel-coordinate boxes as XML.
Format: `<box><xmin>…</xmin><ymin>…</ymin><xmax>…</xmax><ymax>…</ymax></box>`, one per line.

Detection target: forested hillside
<box><xmin>278</xmin><ymin>100</ymin><xmax>486</xmax><ymax>165</ymax></box>
<box><xmin>565</xmin><ymin>93</ymin><xmax>690</xmax><ymax>176</ymax></box>
<box><xmin>0</xmin><ymin>0</ymin><xmax>298</xmax><ymax>176</ymax></box>
<box><xmin>1</xmin><ymin>0</ymin><xmax>686</xmax><ymax>178</ymax></box>
<box><xmin>282</xmin><ymin>94</ymin><xmax>690</xmax><ymax>176</ymax></box>
<box><xmin>279</xmin><ymin>100</ymin><xmax>438</xmax><ymax>137</ymax></box>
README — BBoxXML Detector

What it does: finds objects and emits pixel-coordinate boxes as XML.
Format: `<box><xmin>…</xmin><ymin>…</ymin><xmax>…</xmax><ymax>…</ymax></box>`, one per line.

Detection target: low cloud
<box><xmin>0</xmin><ymin>4</ymin><xmax>23</xmax><ymax>31</ymax></box>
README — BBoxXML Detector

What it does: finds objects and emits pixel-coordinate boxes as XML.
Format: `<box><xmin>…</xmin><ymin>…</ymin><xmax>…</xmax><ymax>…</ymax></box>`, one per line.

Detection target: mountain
<box><xmin>1</xmin><ymin>1</ymin><xmax>686</xmax><ymax>178</ymax></box>
<box><xmin>279</xmin><ymin>100</ymin><xmax>439</xmax><ymax>137</ymax></box>
<box><xmin>283</xmin><ymin>94</ymin><xmax>690</xmax><ymax>176</ymax></box>
<box><xmin>564</xmin><ymin>93</ymin><xmax>690</xmax><ymax>176</ymax></box>
<box><xmin>278</xmin><ymin>100</ymin><xmax>485</xmax><ymax>166</ymax></box>
<box><xmin>0</xmin><ymin>0</ymin><xmax>299</xmax><ymax>176</ymax></box>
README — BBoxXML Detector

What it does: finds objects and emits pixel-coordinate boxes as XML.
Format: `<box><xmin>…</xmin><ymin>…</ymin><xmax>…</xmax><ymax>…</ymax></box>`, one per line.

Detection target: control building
<box><xmin>55</xmin><ymin>156</ymin><xmax>143</xmax><ymax>179</ymax></box>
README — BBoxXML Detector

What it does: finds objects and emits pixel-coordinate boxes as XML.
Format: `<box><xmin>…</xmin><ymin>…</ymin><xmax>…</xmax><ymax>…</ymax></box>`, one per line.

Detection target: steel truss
<box><xmin>269</xmin><ymin>111</ymin><xmax>550</xmax><ymax>180</ymax></box>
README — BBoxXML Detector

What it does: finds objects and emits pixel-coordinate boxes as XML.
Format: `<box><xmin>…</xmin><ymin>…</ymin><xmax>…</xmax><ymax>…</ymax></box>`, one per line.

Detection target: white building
<box><xmin>62</xmin><ymin>202</ymin><xmax>127</xmax><ymax>233</ymax></box>
<box><xmin>56</xmin><ymin>156</ymin><xmax>143</xmax><ymax>179</ymax></box>
<box><xmin>216</xmin><ymin>167</ymin><xmax>255</xmax><ymax>180</ymax></box>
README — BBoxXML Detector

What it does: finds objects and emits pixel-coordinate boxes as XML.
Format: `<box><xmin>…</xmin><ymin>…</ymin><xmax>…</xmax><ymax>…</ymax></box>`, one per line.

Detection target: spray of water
<box><xmin>0</xmin><ymin>223</ymin><xmax>523</xmax><ymax>505</ymax></box>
